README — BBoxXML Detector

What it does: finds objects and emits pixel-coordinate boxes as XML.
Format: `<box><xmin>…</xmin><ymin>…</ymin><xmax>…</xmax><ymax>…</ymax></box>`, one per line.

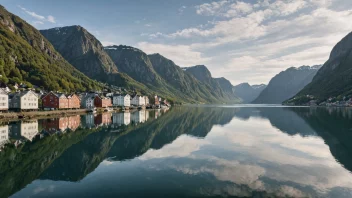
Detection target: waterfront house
<box><xmin>144</xmin><ymin>96</ymin><xmax>149</xmax><ymax>106</ymax></box>
<box><xmin>42</xmin><ymin>92</ymin><xmax>69</xmax><ymax>110</ymax></box>
<box><xmin>81</xmin><ymin>94</ymin><xmax>95</xmax><ymax>109</ymax></box>
<box><xmin>131</xmin><ymin>95</ymin><xmax>145</xmax><ymax>106</ymax></box>
<box><xmin>9</xmin><ymin>90</ymin><xmax>38</xmax><ymax>111</ymax></box>
<box><xmin>113</xmin><ymin>94</ymin><xmax>131</xmax><ymax>107</ymax></box>
<box><xmin>0</xmin><ymin>88</ymin><xmax>8</xmax><ymax>111</ymax></box>
<box><xmin>94</xmin><ymin>95</ymin><xmax>112</xmax><ymax>108</ymax></box>
<box><xmin>67</xmin><ymin>94</ymin><xmax>80</xmax><ymax>109</ymax></box>
<box><xmin>9</xmin><ymin>120</ymin><xmax>39</xmax><ymax>141</ymax></box>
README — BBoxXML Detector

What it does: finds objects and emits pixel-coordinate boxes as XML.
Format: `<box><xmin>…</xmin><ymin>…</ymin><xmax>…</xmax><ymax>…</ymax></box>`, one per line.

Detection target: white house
<box><xmin>144</xmin><ymin>96</ymin><xmax>149</xmax><ymax>106</ymax></box>
<box><xmin>9</xmin><ymin>90</ymin><xmax>38</xmax><ymax>110</ymax></box>
<box><xmin>81</xmin><ymin>94</ymin><xmax>95</xmax><ymax>109</ymax></box>
<box><xmin>0</xmin><ymin>89</ymin><xmax>8</xmax><ymax>111</ymax></box>
<box><xmin>131</xmin><ymin>95</ymin><xmax>145</xmax><ymax>106</ymax></box>
<box><xmin>113</xmin><ymin>94</ymin><xmax>131</xmax><ymax>107</ymax></box>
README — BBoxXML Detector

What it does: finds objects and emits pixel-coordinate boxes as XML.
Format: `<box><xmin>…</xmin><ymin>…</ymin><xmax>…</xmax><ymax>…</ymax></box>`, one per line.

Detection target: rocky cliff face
<box><xmin>0</xmin><ymin>6</ymin><xmax>101</xmax><ymax>91</ymax></box>
<box><xmin>183</xmin><ymin>65</ymin><xmax>239</xmax><ymax>101</ymax></box>
<box><xmin>105</xmin><ymin>45</ymin><xmax>160</xmax><ymax>85</ymax></box>
<box><xmin>40</xmin><ymin>26</ymin><xmax>118</xmax><ymax>80</ymax></box>
<box><xmin>253</xmin><ymin>65</ymin><xmax>321</xmax><ymax>104</ymax></box>
<box><xmin>294</xmin><ymin>32</ymin><xmax>352</xmax><ymax>101</ymax></box>
<box><xmin>233</xmin><ymin>83</ymin><xmax>266</xmax><ymax>103</ymax></box>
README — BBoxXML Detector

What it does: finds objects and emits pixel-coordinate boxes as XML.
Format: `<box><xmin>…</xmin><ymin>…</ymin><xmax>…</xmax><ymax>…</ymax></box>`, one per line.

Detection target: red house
<box><xmin>67</xmin><ymin>94</ymin><xmax>80</xmax><ymax>109</ymax></box>
<box><xmin>42</xmin><ymin>92</ymin><xmax>69</xmax><ymax>109</ymax></box>
<box><xmin>94</xmin><ymin>95</ymin><xmax>112</xmax><ymax>108</ymax></box>
<box><xmin>94</xmin><ymin>113</ymin><xmax>112</xmax><ymax>126</ymax></box>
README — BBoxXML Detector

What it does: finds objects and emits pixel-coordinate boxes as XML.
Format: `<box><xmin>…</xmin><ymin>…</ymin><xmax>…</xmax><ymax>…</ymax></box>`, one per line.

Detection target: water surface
<box><xmin>1</xmin><ymin>106</ymin><xmax>352</xmax><ymax>198</ymax></box>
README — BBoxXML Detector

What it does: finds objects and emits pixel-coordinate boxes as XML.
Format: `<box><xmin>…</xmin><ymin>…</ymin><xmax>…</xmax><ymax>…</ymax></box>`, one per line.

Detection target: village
<box><xmin>0</xmin><ymin>108</ymin><xmax>170</xmax><ymax>150</ymax></box>
<box><xmin>0</xmin><ymin>85</ymin><xmax>171</xmax><ymax>115</ymax></box>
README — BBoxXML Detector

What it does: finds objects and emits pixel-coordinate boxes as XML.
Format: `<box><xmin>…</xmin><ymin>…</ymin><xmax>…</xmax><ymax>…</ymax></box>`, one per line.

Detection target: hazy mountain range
<box><xmin>253</xmin><ymin>65</ymin><xmax>321</xmax><ymax>104</ymax></box>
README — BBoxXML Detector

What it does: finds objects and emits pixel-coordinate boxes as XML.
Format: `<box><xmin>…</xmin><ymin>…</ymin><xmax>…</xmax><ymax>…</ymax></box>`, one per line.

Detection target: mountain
<box><xmin>106</xmin><ymin>46</ymin><xmax>240</xmax><ymax>103</ymax></box>
<box><xmin>40</xmin><ymin>26</ymin><xmax>118</xmax><ymax>80</ymax></box>
<box><xmin>183</xmin><ymin>65</ymin><xmax>240</xmax><ymax>101</ymax></box>
<box><xmin>0</xmin><ymin>6</ymin><xmax>101</xmax><ymax>92</ymax></box>
<box><xmin>233</xmin><ymin>83</ymin><xmax>266</xmax><ymax>103</ymax></box>
<box><xmin>289</xmin><ymin>32</ymin><xmax>352</xmax><ymax>104</ymax></box>
<box><xmin>253</xmin><ymin>65</ymin><xmax>321</xmax><ymax>104</ymax></box>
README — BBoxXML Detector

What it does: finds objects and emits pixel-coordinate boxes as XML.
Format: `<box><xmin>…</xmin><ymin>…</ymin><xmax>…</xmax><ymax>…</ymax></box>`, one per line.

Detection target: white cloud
<box><xmin>18</xmin><ymin>5</ymin><xmax>56</xmax><ymax>24</ymax></box>
<box><xmin>178</xmin><ymin>5</ymin><xmax>187</xmax><ymax>15</ymax></box>
<box><xmin>47</xmin><ymin>15</ymin><xmax>56</xmax><ymax>23</ymax></box>
<box><xmin>137</xmin><ymin>42</ymin><xmax>211</xmax><ymax>66</ymax></box>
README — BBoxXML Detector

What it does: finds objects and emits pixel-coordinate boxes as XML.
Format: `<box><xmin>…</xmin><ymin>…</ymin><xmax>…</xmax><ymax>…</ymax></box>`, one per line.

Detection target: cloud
<box><xmin>137</xmin><ymin>42</ymin><xmax>211</xmax><ymax>66</ymax></box>
<box><xmin>47</xmin><ymin>15</ymin><xmax>56</xmax><ymax>23</ymax></box>
<box><xmin>18</xmin><ymin>5</ymin><xmax>56</xmax><ymax>24</ymax></box>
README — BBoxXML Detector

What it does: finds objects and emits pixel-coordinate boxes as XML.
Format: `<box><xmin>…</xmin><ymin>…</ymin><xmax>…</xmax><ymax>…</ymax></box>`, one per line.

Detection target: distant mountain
<box><xmin>253</xmin><ymin>65</ymin><xmax>321</xmax><ymax>104</ymax></box>
<box><xmin>40</xmin><ymin>26</ymin><xmax>118</xmax><ymax>80</ymax></box>
<box><xmin>0</xmin><ymin>6</ymin><xmax>101</xmax><ymax>91</ymax></box>
<box><xmin>289</xmin><ymin>32</ymin><xmax>352</xmax><ymax>104</ymax></box>
<box><xmin>184</xmin><ymin>65</ymin><xmax>240</xmax><ymax>101</ymax></box>
<box><xmin>233</xmin><ymin>83</ymin><xmax>266</xmax><ymax>103</ymax></box>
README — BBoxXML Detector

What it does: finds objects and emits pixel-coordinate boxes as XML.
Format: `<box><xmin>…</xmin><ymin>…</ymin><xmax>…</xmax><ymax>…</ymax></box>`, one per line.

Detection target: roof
<box><xmin>0</xmin><ymin>88</ymin><xmax>7</xmax><ymax>95</ymax></box>
<box><xmin>13</xmin><ymin>90</ymin><xmax>38</xmax><ymax>98</ymax></box>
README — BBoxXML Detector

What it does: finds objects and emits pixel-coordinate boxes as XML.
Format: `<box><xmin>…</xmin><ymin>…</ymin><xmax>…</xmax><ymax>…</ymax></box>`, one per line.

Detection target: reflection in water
<box><xmin>1</xmin><ymin>107</ymin><xmax>352</xmax><ymax>197</ymax></box>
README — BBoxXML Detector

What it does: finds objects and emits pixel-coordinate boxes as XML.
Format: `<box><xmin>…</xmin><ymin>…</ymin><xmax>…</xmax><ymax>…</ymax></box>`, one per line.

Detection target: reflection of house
<box><xmin>9</xmin><ymin>90</ymin><xmax>38</xmax><ymax>110</ymax></box>
<box><xmin>0</xmin><ymin>125</ymin><xmax>9</xmax><ymax>147</ymax></box>
<box><xmin>20</xmin><ymin>120</ymin><xmax>39</xmax><ymax>141</ymax></box>
<box><xmin>131</xmin><ymin>95</ymin><xmax>145</xmax><ymax>106</ymax></box>
<box><xmin>82</xmin><ymin>113</ymin><xmax>95</xmax><ymax>128</ymax></box>
<box><xmin>67</xmin><ymin>115</ymin><xmax>81</xmax><ymax>131</ymax></box>
<box><xmin>0</xmin><ymin>89</ymin><xmax>8</xmax><ymax>111</ymax></box>
<box><xmin>94</xmin><ymin>95</ymin><xmax>112</xmax><ymax>108</ymax></box>
<box><xmin>131</xmin><ymin>110</ymin><xmax>146</xmax><ymax>123</ymax></box>
<box><xmin>42</xmin><ymin>115</ymin><xmax>81</xmax><ymax>133</ymax></box>
<box><xmin>94</xmin><ymin>113</ymin><xmax>112</xmax><ymax>126</ymax></box>
<box><xmin>42</xmin><ymin>117</ymin><xmax>69</xmax><ymax>132</ymax></box>
<box><xmin>113</xmin><ymin>94</ymin><xmax>131</xmax><ymax>107</ymax></box>
<box><xmin>112</xmin><ymin>112</ymin><xmax>131</xmax><ymax>126</ymax></box>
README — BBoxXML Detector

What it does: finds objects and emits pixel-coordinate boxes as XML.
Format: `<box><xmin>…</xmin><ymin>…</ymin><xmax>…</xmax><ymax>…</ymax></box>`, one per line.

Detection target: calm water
<box><xmin>1</xmin><ymin>106</ymin><xmax>352</xmax><ymax>198</ymax></box>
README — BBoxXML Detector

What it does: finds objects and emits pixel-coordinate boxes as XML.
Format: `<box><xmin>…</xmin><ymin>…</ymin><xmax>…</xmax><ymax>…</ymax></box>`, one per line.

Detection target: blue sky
<box><xmin>2</xmin><ymin>0</ymin><xmax>352</xmax><ymax>85</ymax></box>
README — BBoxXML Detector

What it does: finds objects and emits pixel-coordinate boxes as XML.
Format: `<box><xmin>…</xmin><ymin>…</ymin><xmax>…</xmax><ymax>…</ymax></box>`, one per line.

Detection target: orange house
<box><xmin>42</xmin><ymin>92</ymin><xmax>69</xmax><ymax>109</ymax></box>
<box><xmin>94</xmin><ymin>95</ymin><xmax>112</xmax><ymax>108</ymax></box>
<box><xmin>67</xmin><ymin>94</ymin><xmax>81</xmax><ymax>109</ymax></box>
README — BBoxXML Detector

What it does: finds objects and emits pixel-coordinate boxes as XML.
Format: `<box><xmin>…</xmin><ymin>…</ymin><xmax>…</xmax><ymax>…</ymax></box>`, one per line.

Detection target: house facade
<box><xmin>10</xmin><ymin>90</ymin><xmax>38</xmax><ymax>110</ymax></box>
<box><xmin>0</xmin><ymin>125</ymin><xmax>9</xmax><ymax>147</ymax></box>
<box><xmin>81</xmin><ymin>95</ymin><xmax>95</xmax><ymax>109</ymax></box>
<box><xmin>144</xmin><ymin>96</ymin><xmax>149</xmax><ymax>106</ymax></box>
<box><xmin>113</xmin><ymin>94</ymin><xmax>131</xmax><ymax>107</ymax></box>
<box><xmin>94</xmin><ymin>95</ymin><xmax>112</xmax><ymax>108</ymax></box>
<box><xmin>42</xmin><ymin>92</ymin><xmax>68</xmax><ymax>109</ymax></box>
<box><xmin>67</xmin><ymin>94</ymin><xmax>80</xmax><ymax>109</ymax></box>
<box><xmin>0</xmin><ymin>89</ymin><xmax>8</xmax><ymax>111</ymax></box>
<box><xmin>131</xmin><ymin>95</ymin><xmax>145</xmax><ymax>106</ymax></box>
<box><xmin>20</xmin><ymin>120</ymin><xmax>39</xmax><ymax>141</ymax></box>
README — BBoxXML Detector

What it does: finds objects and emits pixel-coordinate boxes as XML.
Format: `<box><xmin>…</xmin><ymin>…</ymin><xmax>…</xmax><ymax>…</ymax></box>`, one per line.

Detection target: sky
<box><xmin>2</xmin><ymin>0</ymin><xmax>352</xmax><ymax>85</ymax></box>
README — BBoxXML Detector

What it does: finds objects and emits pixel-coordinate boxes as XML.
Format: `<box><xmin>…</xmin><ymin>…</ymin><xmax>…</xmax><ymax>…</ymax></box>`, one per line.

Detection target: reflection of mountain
<box><xmin>289</xmin><ymin>108</ymin><xmax>352</xmax><ymax>173</ymax></box>
<box><xmin>0</xmin><ymin>127</ymin><xmax>99</xmax><ymax>198</ymax></box>
<box><xmin>107</xmin><ymin>107</ymin><xmax>238</xmax><ymax>161</ymax></box>
<box><xmin>38</xmin><ymin>107</ymin><xmax>239</xmax><ymax>184</ymax></box>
